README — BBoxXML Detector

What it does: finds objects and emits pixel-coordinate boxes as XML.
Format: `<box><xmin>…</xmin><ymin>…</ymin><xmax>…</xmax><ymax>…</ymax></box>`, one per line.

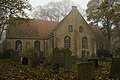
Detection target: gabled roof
<box><xmin>90</xmin><ymin>25</ymin><xmax>107</xmax><ymax>41</ymax></box>
<box><xmin>6</xmin><ymin>7</ymin><xmax>106</xmax><ymax>41</ymax></box>
<box><xmin>48</xmin><ymin>6</ymin><xmax>95</xmax><ymax>36</ymax></box>
<box><xmin>7</xmin><ymin>19</ymin><xmax>58</xmax><ymax>39</ymax></box>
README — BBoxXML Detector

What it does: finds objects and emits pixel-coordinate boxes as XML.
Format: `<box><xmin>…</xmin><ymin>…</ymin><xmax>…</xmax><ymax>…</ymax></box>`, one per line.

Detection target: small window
<box><xmin>68</xmin><ymin>25</ymin><xmax>73</xmax><ymax>32</ymax></box>
<box><xmin>15</xmin><ymin>40</ymin><xmax>22</xmax><ymax>51</ymax></box>
<box><xmin>79</xmin><ymin>26</ymin><xmax>83</xmax><ymax>32</ymax></box>
<box><xmin>34</xmin><ymin>41</ymin><xmax>40</xmax><ymax>51</ymax></box>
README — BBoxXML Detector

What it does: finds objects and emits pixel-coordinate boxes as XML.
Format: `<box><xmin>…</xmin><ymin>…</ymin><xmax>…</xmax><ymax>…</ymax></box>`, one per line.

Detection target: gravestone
<box><xmin>22</xmin><ymin>57</ymin><xmax>28</xmax><ymax>65</ymax></box>
<box><xmin>71</xmin><ymin>56</ymin><xmax>77</xmax><ymax>72</ymax></box>
<box><xmin>31</xmin><ymin>52</ymin><xmax>39</xmax><ymax>68</ymax></box>
<box><xmin>64</xmin><ymin>48</ymin><xmax>72</xmax><ymax>72</ymax></box>
<box><xmin>44</xmin><ymin>56</ymin><xmax>52</xmax><ymax>66</ymax></box>
<box><xmin>88</xmin><ymin>58</ymin><xmax>99</xmax><ymax>68</ymax></box>
<box><xmin>38</xmin><ymin>51</ymin><xmax>44</xmax><ymax>64</ymax></box>
<box><xmin>71</xmin><ymin>56</ymin><xmax>76</xmax><ymax>63</ymax></box>
<box><xmin>77</xmin><ymin>62</ymin><xmax>95</xmax><ymax>80</ymax></box>
<box><xmin>110</xmin><ymin>58</ymin><xmax>120</xmax><ymax>79</ymax></box>
<box><xmin>59</xmin><ymin>52</ymin><xmax>65</xmax><ymax>67</ymax></box>
<box><xmin>51</xmin><ymin>47</ymin><xmax>60</xmax><ymax>73</ymax></box>
<box><xmin>10</xmin><ymin>50</ymin><xmax>21</xmax><ymax>61</ymax></box>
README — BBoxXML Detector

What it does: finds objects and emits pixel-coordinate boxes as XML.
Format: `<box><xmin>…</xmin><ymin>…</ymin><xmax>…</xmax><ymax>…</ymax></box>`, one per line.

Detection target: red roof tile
<box><xmin>7</xmin><ymin>20</ymin><xmax>58</xmax><ymax>39</ymax></box>
<box><xmin>90</xmin><ymin>25</ymin><xmax>106</xmax><ymax>40</ymax></box>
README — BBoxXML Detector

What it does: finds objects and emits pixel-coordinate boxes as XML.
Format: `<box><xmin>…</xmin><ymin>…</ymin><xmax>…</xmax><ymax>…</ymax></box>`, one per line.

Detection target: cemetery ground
<box><xmin>0</xmin><ymin>59</ymin><xmax>111</xmax><ymax>80</ymax></box>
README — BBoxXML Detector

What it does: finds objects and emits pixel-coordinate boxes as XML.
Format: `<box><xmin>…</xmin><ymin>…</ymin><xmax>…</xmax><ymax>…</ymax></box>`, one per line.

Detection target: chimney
<box><xmin>72</xmin><ymin>6</ymin><xmax>77</xmax><ymax>9</ymax></box>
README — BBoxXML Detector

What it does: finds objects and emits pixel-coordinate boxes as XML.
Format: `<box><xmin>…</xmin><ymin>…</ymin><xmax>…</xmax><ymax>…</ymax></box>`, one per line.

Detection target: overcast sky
<box><xmin>29</xmin><ymin>0</ymin><xmax>89</xmax><ymax>9</ymax></box>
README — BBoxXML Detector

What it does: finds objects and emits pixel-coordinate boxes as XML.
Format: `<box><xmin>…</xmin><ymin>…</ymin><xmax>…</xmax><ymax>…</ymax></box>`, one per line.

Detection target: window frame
<box><xmin>68</xmin><ymin>25</ymin><xmax>73</xmax><ymax>32</ymax></box>
<box><xmin>79</xmin><ymin>26</ymin><xmax>83</xmax><ymax>32</ymax></box>
<box><xmin>82</xmin><ymin>36</ymin><xmax>88</xmax><ymax>49</ymax></box>
<box><xmin>64</xmin><ymin>36</ymin><xmax>71</xmax><ymax>48</ymax></box>
<box><xmin>15</xmin><ymin>40</ymin><xmax>22</xmax><ymax>51</ymax></box>
<box><xmin>34</xmin><ymin>41</ymin><xmax>40</xmax><ymax>51</ymax></box>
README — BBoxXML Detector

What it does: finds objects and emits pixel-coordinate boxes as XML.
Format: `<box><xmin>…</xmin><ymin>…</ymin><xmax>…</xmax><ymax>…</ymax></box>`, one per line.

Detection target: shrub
<box><xmin>25</xmin><ymin>48</ymin><xmax>39</xmax><ymax>68</ymax></box>
<box><xmin>114</xmin><ymin>47</ymin><xmax>120</xmax><ymax>57</ymax></box>
<box><xmin>2</xmin><ymin>49</ymin><xmax>14</xmax><ymax>59</ymax></box>
<box><xmin>97</xmin><ymin>49</ymin><xmax>110</xmax><ymax>59</ymax></box>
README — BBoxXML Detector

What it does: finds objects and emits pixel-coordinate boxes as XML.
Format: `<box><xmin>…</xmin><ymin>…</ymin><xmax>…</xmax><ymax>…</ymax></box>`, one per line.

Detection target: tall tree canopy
<box><xmin>31</xmin><ymin>0</ymin><xmax>85</xmax><ymax>21</ymax></box>
<box><xmin>86</xmin><ymin>0</ymin><xmax>120</xmax><ymax>53</ymax></box>
<box><xmin>0</xmin><ymin>0</ymin><xmax>31</xmax><ymax>41</ymax></box>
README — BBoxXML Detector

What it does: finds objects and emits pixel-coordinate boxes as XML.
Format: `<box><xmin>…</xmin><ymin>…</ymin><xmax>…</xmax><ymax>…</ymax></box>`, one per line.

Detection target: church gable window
<box><xmin>34</xmin><ymin>41</ymin><xmax>40</xmax><ymax>51</ymax></box>
<box><xmin>68</xmin><ymin>25</ymin><xmax>73</xmax><ymax>32</ymax></box>
<box><xmin>82</xmin><ymin>36</ymin><xmax>88</xmax><ymax>49</ymax></box>
<box><xmin>79</xmin><ymin>26</ymin><xmax>83</xmax><ymax>32</ymax></box>
<box><xmin>64</xmin><ymin>36</ymin><xmax>71</xmax><ymax>48</ymax></box>
<box><xmin>15</xmin><ymin>40</ymin><xmax>22</xmax><ymax>51</ymax></box>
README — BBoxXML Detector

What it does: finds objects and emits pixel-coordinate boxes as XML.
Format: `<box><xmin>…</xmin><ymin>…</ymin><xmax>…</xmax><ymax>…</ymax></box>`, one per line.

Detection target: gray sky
<box><xmin>29</xmin><ymin>0</ymin><xmax>89</xmax><ymax>9</ymax></box>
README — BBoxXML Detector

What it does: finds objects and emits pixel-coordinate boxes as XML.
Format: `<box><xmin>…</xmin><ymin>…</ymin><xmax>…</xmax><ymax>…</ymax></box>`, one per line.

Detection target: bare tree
<box><xmin>31</xmin><ymin>0</ymin><xmax>85</xmax><ymax>21</ymax></box>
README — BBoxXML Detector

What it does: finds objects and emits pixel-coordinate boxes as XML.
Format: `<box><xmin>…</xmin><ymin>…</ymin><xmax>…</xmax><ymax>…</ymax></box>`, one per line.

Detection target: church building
<box><xmin>4</xmin><ymin>6</ymin><xmax>107</xmax><ymax>59</ymax></box>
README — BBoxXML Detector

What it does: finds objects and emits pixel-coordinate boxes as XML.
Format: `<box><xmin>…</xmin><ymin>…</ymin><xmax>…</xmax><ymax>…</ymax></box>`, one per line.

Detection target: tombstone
<box><xmin>22</xmin><ymin>57</ymin><xmax>28</xmax><ymax>65</ymax></box>
<box><xmin>51</xmin><ymin>47</ymin><xmax>60</xmax><ymax>73</ymax></box>
<box><xmin>71</xmin><ymin>56</ymin><xmax>76</xmax><ymax>63</ymax></box>
<box><xmin>38</xmin><ymin>51</ymin><xmax>44</xmax><ymax>64</ymax></box>
<box><xmin>77</xmin><ymin>62</ymin><xmax>95</xmax><ymax>80</ymax></box>
<box><xmin>88</xmin><ymin>58</ymin><xmax>99</xmax><ymax>68</ymax></box>
<box><xmin>71</xmin><ymin>56</ymin><xmax>77</xmax><ymax>72</ymax></box>
<box><xmin>110</xmin><ymin>58</ymin><xmax>120</xmax><ymax>79</ymax></box>
<box><xmin>10</xmin><ymin>50</ymin><xmax>20</xmax><ymax>61</ymax></box>
<box><xmin>31</xmin><ymin>52</ymin><xmax>39</xmax><ymax>68</ymax></box>
<box><xmin>59</xmin><ymin>51</ymin><xmax>65</xmax><ymax>67</ymax></box>
<box><xmin>44</xmin><ymin>56</ymin><xmax>52</xmax><ymax>66</ymax></box>
<box><xmin>64</xmin><ymin>48</ymin><xmax>72</xmax><ymax>72</ymax></box>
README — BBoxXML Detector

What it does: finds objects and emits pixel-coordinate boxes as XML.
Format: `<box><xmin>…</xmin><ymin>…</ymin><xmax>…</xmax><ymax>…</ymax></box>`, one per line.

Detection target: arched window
<box><xmin>68</xmin><ymin>25</ymin><xmax>73</xmax><ymax>32</ymax></box>
<box><xmin>64</xmin><ymin>36</ymin><xmax>71</xmax><ymax>48</ymax></box>
<box><xmin>15</xmin><ymin>40</ymin><xmax>22</xmax><ymax>51</ymax></box>
<box><xmin>79</xmin><ymin>26</ymin><xmax>83</xmax><ymax>32</ymax></box>
<box><xmin>34</xmin><ymin>41</ymin><xmax>40</xmax><ymax>51</ymax></box>
<box><xmin>82</xmin><ymin>37</ymin><xmax>88</xmax><ymax>49</ymax></box>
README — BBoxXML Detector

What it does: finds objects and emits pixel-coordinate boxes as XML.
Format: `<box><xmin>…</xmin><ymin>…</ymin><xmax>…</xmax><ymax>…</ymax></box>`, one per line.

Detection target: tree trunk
<box><xmin>106</xmin><ymin>21</ymin><xmax>112</xmax><ymax>54</ymax></box>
